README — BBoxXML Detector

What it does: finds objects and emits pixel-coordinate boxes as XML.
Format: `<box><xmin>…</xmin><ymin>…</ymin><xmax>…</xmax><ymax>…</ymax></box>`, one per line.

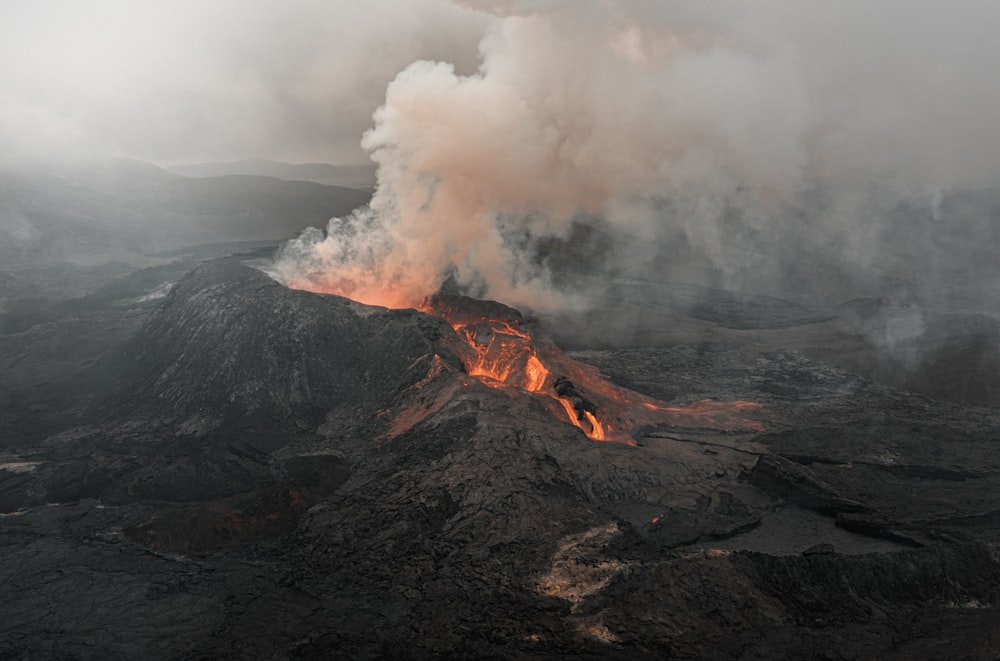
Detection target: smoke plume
<box><xmin>273</xmin><ymin>1</ymin><xmax>1000</xmax><ymax>312</ymax></box>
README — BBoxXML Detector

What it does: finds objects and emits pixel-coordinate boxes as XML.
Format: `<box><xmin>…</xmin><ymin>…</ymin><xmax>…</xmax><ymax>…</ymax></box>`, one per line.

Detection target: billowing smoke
<box><xmin>272</xmin><ymin>1</ymin><xmax>1000</xmax><ymax>313</ymax></box>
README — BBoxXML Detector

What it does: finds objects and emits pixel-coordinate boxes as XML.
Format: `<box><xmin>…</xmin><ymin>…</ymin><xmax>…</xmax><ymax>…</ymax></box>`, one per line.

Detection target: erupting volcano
<box><xmin>422</xmin><ymin>292</ymin><xmax>765</xmax><ymax>444</ymax></box>
<box><xmin>419</xmin><ymin>292</ymin><xmax>613</xmax><ymax>441</ymax></box>
<box><xmin>7</xmin><ymin>0</ymin><xmax>1000</xmax><ymax>656</ymax></box>
<box><xmin>285</xmin><ymin>280</ymin><xmax>764</xmax><ymax>444</ymax></box>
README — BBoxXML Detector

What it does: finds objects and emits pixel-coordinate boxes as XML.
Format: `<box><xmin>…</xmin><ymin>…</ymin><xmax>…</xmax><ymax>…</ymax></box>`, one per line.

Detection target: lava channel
<box><xmin>418</xmin><ymin>292</ymin><xmax>764</xmax><ymax>445</ymax></box>
<box><xmin>285</xmin><ymin>278</ymin><xmax>763</xmax><ymax>444</ymax></box>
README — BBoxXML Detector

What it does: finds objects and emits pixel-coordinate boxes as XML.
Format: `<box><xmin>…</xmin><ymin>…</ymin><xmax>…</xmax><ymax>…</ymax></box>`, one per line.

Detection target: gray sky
<box><xmin>0</xmin><ymin>0</ymin><xmax>489</xmax><ymax>165</ymax></box>
<box><xmin>3</xmin><ymin>0</ymin><xmax>1000</xmax><ymax>188</ymax></box>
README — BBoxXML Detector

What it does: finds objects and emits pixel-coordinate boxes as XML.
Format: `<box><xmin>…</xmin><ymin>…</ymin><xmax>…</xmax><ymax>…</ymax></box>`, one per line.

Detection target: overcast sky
<box><xmin>3</xmin><ymin>0</ymin><xmax>1000</xmax><ymax>186</ymax></box>
<box><xmin>0</xmin><ymin>0</ymin><xmax>489</xmax><ymax>165</ymax></box>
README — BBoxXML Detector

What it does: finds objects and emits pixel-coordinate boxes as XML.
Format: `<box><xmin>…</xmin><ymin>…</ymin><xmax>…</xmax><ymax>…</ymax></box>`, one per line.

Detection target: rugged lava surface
<box><xmin>417</xmin><ymin>290</ymin><xmax>764</xmax><ymax>444</ymax></box>
<box><xmin>2</xmin><ymin>256</ymin><xmax>1000</xmax><ymax>659</ymax></box>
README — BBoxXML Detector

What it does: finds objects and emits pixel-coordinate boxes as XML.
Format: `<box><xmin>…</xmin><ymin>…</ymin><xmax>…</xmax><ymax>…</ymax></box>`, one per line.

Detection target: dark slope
<box><xmin>84</xmin><ymin>258</ymin><xmax>445</xmax><ymax>434</ymax></box>
<box><xmin>2</xmin><ymin>258</ymin><xmax>1000</xmax><ymax>659</ymax></box>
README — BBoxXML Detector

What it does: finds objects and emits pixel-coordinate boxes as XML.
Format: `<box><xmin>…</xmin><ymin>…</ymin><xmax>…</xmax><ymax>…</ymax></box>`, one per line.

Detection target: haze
<box><xmin>0</xmin><ymin>0</ymin><xmax>487</xmax><ymax>165</ymax></box>
<box><xmin>4</xmin><ymin>2</ymin><xmax>998</xmax><ymax>175</ymax></box>
<box><xmin>4</xmin><ymin>0</ymin><xmax>1000</xmax><ymax>316</ymax></box>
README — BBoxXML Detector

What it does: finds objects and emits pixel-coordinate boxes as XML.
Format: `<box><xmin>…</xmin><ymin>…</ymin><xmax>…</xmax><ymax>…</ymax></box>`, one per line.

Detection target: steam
<box><xmin>273</xmin><ymin>1</ymin><xmax>1000</xmax><ymax>312</ymax></box>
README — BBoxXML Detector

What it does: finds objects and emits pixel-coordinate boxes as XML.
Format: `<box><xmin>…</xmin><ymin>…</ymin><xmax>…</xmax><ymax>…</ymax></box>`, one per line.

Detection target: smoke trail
<box><xmin>273</xmin><ymin>1</ymin><xmax>1000</xmax><ymax>312</ymax></box>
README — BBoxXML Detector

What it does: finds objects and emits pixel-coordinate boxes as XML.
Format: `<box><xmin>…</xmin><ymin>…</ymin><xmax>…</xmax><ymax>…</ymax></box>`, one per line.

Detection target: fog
<box><xmin>4</xmin><ymin>1</ymin><xmax>1000</xmax><ymax>316</ymax></box>
<box><xmin>0</xmin><ymin>0</ymin><xmax>487</xmax><ymax>165</ymax></box>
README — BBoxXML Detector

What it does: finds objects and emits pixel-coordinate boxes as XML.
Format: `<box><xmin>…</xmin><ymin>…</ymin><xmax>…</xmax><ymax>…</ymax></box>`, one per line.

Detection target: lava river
<box><xmin>285</xmin><ymin>277</ymin><xmax>763</xmax><ymax>444</ymax></box>
<box><xmin>418</xmin><ymin>292</ymin><xmax>764</xmax><ymax>445</ymax></box>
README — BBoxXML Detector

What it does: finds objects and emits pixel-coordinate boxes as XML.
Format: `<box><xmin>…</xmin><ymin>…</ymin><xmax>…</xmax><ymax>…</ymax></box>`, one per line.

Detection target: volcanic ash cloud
<box><xmin>272</xmin><ymin>1</ymin><xmax>1000</xmax><ymax>312</ymax></box>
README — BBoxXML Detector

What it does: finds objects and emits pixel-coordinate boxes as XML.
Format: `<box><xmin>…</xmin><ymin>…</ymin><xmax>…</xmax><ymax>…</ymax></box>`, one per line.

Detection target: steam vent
<box><xmin>3</xmin><ymin>253</ymin><xmax>1000</xmax><ymax>659</ymax></box>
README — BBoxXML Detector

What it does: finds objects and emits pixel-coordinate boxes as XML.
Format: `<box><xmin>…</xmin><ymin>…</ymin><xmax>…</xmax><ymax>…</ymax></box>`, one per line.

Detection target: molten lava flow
<box><xmin>583</xmin><ymin>412</ymin><xmax>605</xmax><ymax>441</ymax></box>
<box><xmin>449</xmin><ymin>318</ymin><xmax>542</xmax><ymax>389</ymax></box>
<box><xmin>423</xmin><ymin>298</ymin><xmax>608</xmax><ymax>441</ymax></box>
<box><xmin>287</xmin><ymin>283</ymin><xmax>763</xmax><ymax>444</ymax></box>
<box><xmin>553</xmin><ymin>396</ymin><xmax>604</xmax><ymax>440</ymax></box>
<box><xmin>418</xmin><ymin>292</ymin><xmax>764</xmax><ymax>445</ymax></box>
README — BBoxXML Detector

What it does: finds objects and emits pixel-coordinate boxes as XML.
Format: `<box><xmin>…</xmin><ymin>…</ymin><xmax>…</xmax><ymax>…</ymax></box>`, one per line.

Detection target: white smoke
<box><xmin>273</xmin><ymin>0</ymin><xmax>1000</xmax><ymax>311</ymax></box>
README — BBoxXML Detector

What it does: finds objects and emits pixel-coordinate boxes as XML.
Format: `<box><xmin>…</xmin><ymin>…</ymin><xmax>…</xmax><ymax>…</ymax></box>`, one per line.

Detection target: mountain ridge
<box><xmin>166</xmin><ymin>157</ymin><xmax>377</xmax><ymax>190</ymax></box>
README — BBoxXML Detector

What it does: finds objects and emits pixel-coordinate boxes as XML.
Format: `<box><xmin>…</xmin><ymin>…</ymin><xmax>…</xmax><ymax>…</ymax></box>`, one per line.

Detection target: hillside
<box><xmin>0</xmin><ymin>159</ymin><xmax>371</xmax><ymax>267</ymax></box>
<box><xmin>166</xmin><ymin>157</ymin><xmax>377</xmax><ymax>190</ymax></box>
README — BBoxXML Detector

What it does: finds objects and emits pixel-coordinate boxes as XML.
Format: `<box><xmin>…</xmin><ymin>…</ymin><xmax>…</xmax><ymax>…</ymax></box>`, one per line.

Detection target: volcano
<box><xmin>3</xmin><ymin>254</ymin><xmax>1000</xmax><ymax>659</ymax></box>
<box><xmin>417</xmin><ymin>290</ymin><xmax>763</xmax><ymax>444</ymax></box>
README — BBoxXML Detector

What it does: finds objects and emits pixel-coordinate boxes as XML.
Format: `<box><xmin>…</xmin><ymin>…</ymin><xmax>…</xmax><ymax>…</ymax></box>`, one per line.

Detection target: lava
<box><xmin>419</xmin><ymin>292</ymin><xmax>764</xmax><ymax>444</ymax></box>
<box><xmin>420</xmin><ymin>296</ymin><xmax>608</xmax><ymax>440</ymax></box>
<box><xmin>286</xmin><ymin>280</ymin><xmax>763</xmax><ymax>444</ymax></box>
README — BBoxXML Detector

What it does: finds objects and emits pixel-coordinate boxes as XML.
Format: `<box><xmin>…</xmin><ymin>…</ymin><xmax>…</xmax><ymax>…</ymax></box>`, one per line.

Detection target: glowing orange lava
<box><xmin>417</xmin><ymin>293</ymin><xmax>764</xmax><ymax>444</ymax></box>
<box><xmin>289</xmin><ymin>281</ymin><xmax>764</xmax><ymax>445</ymax></box>
<box><xmin>583</xmin><ymin>412</ymin><xmax>605</xmax><ymax>441</ymax></box>
<box><xmin>285</xmin><ymin>278</ymin><xmax>419</xmax><ymax>310</ymax></box>
<box><xmin>425</xmin><ymin>302</ymin><xmax>607</xmax><ymax>440</ymax></box>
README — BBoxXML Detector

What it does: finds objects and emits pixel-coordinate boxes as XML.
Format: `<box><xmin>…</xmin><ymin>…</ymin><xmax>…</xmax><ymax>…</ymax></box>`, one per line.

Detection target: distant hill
<box><xmin>166</xmin><ymin>157</ymin><xmax>377</xmax><ymax>190</ymax></box>
<box><xmin>0</xmin><ymin>158</ymin><xmax>372</xmax><ymax>265</ymax></box>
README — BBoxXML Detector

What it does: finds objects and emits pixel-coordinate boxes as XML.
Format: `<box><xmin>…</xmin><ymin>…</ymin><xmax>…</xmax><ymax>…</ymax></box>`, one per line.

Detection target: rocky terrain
<box><xmin>2</xmin><ymin>250</ymin><xmax>1000</xmax><ymax>659</ymax></box>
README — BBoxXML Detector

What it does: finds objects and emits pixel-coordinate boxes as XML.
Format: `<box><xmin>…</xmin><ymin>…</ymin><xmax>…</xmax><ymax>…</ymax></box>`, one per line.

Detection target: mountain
<box><xmin>166</xmin><ymin>157</ymin><xmax>377</xmax><ymax>190</ymax></box>
<box><xmin>85</xmin><ymin>258</ymin><xmax>446</xmax><ymax>439</ymax></box>
<box><xmin>2</xmin><ymin>254</ymin><xmax>1000</xmax><ymax>658</ymax></box>
<box><xmin>0</xmin><ymin>159</ymin><xmax>371</xmax><ymax>267</ymax></box>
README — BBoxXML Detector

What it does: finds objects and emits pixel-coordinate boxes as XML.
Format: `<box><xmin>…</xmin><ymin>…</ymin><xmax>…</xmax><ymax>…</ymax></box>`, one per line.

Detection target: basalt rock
<box><xmin>3</xmin><ymin>255</ymin><xmax>1000</xmax><ymax>659</ymax></box>
<box><xmin>82</xmin><ymin>257</ymin><xmax>448</xmax><ymax>436</ymax></box>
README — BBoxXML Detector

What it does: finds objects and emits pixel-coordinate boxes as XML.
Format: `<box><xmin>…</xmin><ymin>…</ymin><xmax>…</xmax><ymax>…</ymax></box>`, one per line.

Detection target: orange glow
<box><xmin>452</xmin><ymin>320</ymin><xmax>543</xmax><ymax>390</ymax></box>
<box><xmin>294</xmin><ymin>284</ymin><xmax>765</xmax><ymax>444</ymax></box>
<box><xmin>427</xmin><ymin>304</ymin><xmax>609</xmax><ymax>441</ymax></box>
<box><xmin>415</xmin><ymin>297</ymin><xmax>766</xmax><ymax>444</ymax></box>
<box><xmin>550</xmin><ymin>394</ymin><xmax>604</xmax><ymax>441</ymax></box>
<box><xmin>524</xmin><ymin>355</ymin><xmax>549</xmax><ymax>392</ymax></box>
<box><xmin>285</xmin><ymin>278</ymin><xmax>420</xmax><ymax>310</ymax></box>
<box><xmin>583</xmin><ymin>411</ymin><xmax>605</xmax><ymax>441</ymax></box>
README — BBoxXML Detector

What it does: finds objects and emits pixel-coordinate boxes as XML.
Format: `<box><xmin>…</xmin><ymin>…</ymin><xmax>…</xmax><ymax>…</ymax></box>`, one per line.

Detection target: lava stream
<box><xmin>419</xmin><ymin>292</ymin><xmax>764</xmax><ymax>444</ymax></box>
<box><xmin>285</xmin><ymin>280</ymin><xmax>762</xmax><ymax>444</ymax></box>
<box><xmin>438</xmin><ymin>307</ymin><xmax>605</xmax><ymax>440</ymax></box>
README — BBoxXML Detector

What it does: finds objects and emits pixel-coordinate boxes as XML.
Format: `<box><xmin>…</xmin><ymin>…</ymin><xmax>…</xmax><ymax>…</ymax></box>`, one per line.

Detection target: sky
<box><xmin>0</xmin><ymin>0</ymin><xmax>489</xmax><ymax>165</ymax></box>
<box><xmin>3</xmin><ymin>0</ymin><xmax>1000</xmax><ymax>181</ymax></box>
